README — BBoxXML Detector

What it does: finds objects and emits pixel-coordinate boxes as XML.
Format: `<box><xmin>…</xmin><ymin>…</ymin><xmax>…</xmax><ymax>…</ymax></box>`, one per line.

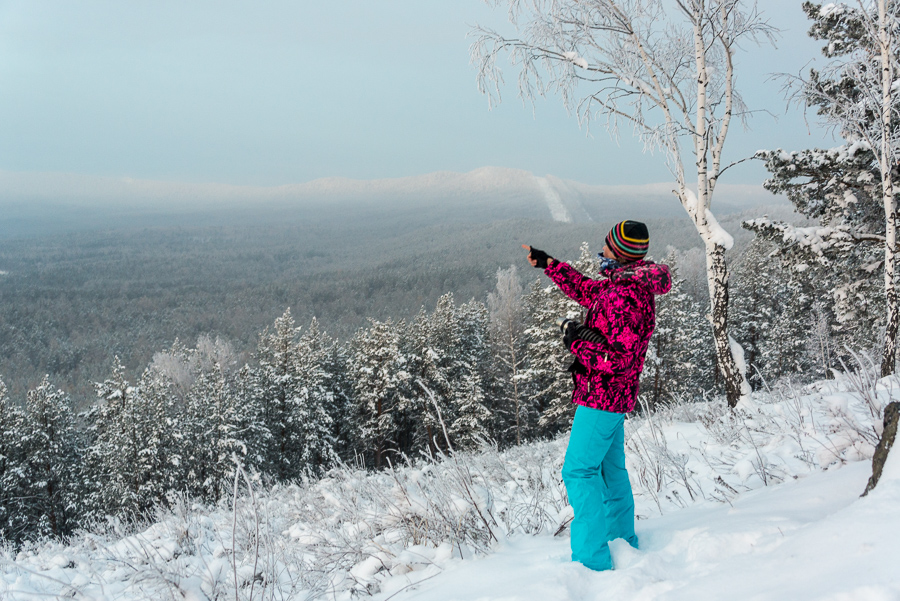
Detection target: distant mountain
<box><xmin>0</xmin><ymin>167</ymin><xmax>785</xmax><ymax>238</ymax></box>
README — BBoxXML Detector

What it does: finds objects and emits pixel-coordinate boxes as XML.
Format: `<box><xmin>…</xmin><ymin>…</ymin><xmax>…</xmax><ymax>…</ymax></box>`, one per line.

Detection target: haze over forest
<box><xmin>0</xmin><ymin>167</ymin><xmax>789</xmax><ymax>402</ymax></box>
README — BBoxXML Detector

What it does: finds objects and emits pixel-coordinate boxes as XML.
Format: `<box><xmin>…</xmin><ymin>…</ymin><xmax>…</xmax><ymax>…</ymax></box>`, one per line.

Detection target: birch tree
<box><xmin>488</xmin><ymin>265</ymin><xmax>531</xmax><ymax>444</ymax></box>
<box><xmin>471</xmin><ymin>0</ymin><xmax>775</xmax><ymax>405</ymax></box>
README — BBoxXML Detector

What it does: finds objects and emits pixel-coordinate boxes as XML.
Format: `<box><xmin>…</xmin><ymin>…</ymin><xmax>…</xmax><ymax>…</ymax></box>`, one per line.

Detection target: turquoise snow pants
<box><xmin>562</xmin><ymin>405</ymin><xmax>637</xmax><ymax>571</ymax></box>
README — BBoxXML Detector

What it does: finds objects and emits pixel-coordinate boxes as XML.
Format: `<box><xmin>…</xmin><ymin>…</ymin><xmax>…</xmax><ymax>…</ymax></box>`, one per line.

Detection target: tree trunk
<box><xmin>863</xmin><ymin>401</ymin><xmax>899</xmax><ymax>496</ymax></box>
<box><xmin>375</xmin><ymin>398</ymin><xmax>383</xmax><ymax>469</ymax></box>
<box><xmin>706</xmin><ymin>241</ymin><xmax>745</xmax><ymax>406</ymax></box>
<box><xmin>879</xmin><ymin>0</ymin><xmax>899</xmax><ymax>377</ymax></box>
<box><xmin>882</xmin><ymin>190</ymin><xmax>899</xmax><ymax>377</ymax></box>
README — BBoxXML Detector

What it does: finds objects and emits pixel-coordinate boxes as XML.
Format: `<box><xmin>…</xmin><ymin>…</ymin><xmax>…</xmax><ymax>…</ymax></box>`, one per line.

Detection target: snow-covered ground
<box><xmin>380</xmin><ymin>459</ymin><xmax>899</xmax><ymax>601</ymax></box>
<box><xmin>2</xmin><ymin>372</ymin><xmax>899</xmax><ymax>601</ymax></box>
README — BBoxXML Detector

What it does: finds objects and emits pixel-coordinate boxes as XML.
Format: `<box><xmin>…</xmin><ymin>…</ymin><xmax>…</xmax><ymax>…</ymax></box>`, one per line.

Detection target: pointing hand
<box><xmin>523</xmin><ymin>244</ymin><xmax>553</xmax><ymax>269</ymax></box>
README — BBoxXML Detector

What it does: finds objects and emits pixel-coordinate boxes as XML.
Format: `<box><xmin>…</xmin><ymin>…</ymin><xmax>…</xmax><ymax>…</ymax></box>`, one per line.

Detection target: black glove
<box><xmin>559</xmin><ymin>319</ymin><xmax>606</xmax><ymax>351</ymax></box>
<box><xmin>567</xmin><ymin>358</ymin><xmax>588</xmax><ymax>376</ymax></box>
<box><xmin>528</xmin><ymin>246</ymin><xmax>553</xmax><ymax>269</ymax></box>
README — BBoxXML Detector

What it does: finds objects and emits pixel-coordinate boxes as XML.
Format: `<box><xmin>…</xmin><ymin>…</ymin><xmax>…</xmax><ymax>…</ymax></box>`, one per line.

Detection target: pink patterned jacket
<box><xmin>545</xmin><ymin>259</ymin><xmax>672</xmax><ymax>413</ymax></box>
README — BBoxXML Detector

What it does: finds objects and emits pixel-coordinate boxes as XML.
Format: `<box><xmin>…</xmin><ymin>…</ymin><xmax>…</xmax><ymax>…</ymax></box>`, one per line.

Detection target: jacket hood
<box><xmin>606</xmin><ymin>260</ymin><xmax>672</xmax><ymax>295</ymax></box>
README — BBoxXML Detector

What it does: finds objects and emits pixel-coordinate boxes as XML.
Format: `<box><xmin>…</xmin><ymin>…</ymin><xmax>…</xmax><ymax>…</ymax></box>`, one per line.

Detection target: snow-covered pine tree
<box><xmin>293</xmin><ymin>318</ymin><xmax>340</xmax><ymax>475</ymax></box>
<box><xmin>450</xmin><ymin>298</ymin><xmax>493</xmax><ymax>450</ymax></box>
<box><xmin>488</xmin><ymin>265</ymin><xmax>534</xmax><ymax>446</ymax></box>
<box><xmin>252</xmin><ymin>308</ymin><xmax>304</xmax><ymax>479</ymax></box>
<box><xmin>251</xmin><ymin>311</ymin><xmax>339</xmax><ymax>479</ymax></box>
<box><xmin>751</xmin><ymin>145</ymin><xmax>886</xmax><ymax>368</ymax></box>
<box><xmin>641</xmin><ymin>250</ymin><xmax>712</xmax><ymax>408</ymax></box>
<box><xmin>0</xmin><ymin>378</ymin><xmax>26</xmax><ymax>543</ymax></box>
<box><xmin>231</xmin><ymin>363</ymin><xmax>270</xmax><ymax>470</ymax></box>
<box><xmin>82</xmin><ymin>358</ymin><xmax>169</xmax><ymax>519</ymax></box>
<box><xmin>319</xmin><ymin>330</ymin><xmax>354</xmax><ymax>461</ymax></box>
<box><xmin>753</xmin><ymin>0</ymin><xmax>900</xmax><ymax>375</ymax></box>
<box><xmin>402</xmin><ymin>304</ymin><xmax>454</xmax><ymax>455</ymax></box>
<box><xmin>179</xmin><ymin>362</ymin><xmax>245</xmax><ymax>502</ymax></box>
<box><xmin>18</xmin><ymin>376</ymin><xmax>80</xmax><ymax>540</ymax></box>
<box><xmin>144</xmin><ymin>337</ymin><xmax>267</xmax><ymax>495</ymax></box>
<box><xmin>405</xmin><ymin>293</ymin><xmax>494</xmax><ymax>453</ymax></box>
<box><xmin>348</xmin><ymin>319</ymin><xmax>409</xmax><ymax>468</ymax></box>
<box><xmin>729</xmin><ymin>239</ymin><xmax>817</xmax><ymax>386</ymax></box>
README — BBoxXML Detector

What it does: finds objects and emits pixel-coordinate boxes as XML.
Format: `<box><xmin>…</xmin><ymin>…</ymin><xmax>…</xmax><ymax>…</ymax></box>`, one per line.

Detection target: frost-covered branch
<box><xmin>744</xmin><ymin>217</ymin><xmax>886</xmax><ymax>264</ymax></box>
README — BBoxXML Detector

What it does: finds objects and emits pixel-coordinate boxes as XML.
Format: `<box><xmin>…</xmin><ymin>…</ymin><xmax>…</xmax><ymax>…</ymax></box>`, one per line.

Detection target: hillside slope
<box><xmin>1</xmin><ymin>373</ymin><xmax>897</xmax><ymax>601</ymax></box>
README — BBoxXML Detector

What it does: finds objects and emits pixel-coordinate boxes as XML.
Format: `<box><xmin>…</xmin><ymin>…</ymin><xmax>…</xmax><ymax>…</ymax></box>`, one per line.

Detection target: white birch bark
<box><xmin>877</xmin><ymin>0</ymin><xmax>899</xmax><ymax>376</ymax></box>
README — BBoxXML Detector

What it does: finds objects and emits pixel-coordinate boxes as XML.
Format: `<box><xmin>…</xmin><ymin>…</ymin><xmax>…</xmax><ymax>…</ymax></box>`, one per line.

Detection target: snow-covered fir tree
<box><xmin>251</xmin><ymin>309</ymin><xmax>337</xmax><ymax>480</ymax></box>
<box><xmin>82</xmin><ymin>358</ymin><xmax>169</xmax><ymax>519</ymax></box>
<box><xmin>403</xmin><ymin>301</ymin><xmax>456</xmax><ymax>455</ymax></box>
<box><xmin>752</xmin><ymin>0</ymin><xmax>900</xmax><ymax>374</ymax></box>
<box><xmin>641</xmin><ymin>250</ymin><xmax>712</xmax><ymax>408</ymax></box>
<box><xmin>318</xmin><ymin>329</ymin><xmax>354</xmax><ymax>460</ymax></box>
<box><xmin>252</xmin><ymin>309</ymin><xmax>301</xmax><ymax>478</ymax></box>
<box><xmin>402</xmin><ymin>293</ymin><xmax>495</xmax><ymax>454</ymax></box>
<box><xmin>750</xmin><ymin>145</ymin><xmax>885</xmax><ymax>365</ymax></box>
<box><xmin>17</xmin><ymin>377</ymin><xmax>80</xmax><ymax>540</ymax></box>
<box><xmin>0</xmin><ymin>378</ymin><xmax>26</xmax><ymax>543</ymax></box>
<box><xmin>291</xmin><ymin>318</ymin><xmax>340</xmax><ymax>475</ymax></box>
<box><xmin>178</xmin><ymin>362</ymin><xmax>246</xmax><ymax>501</ymax></box>
<box><xmin>729</xmin><ymin>239</ymin><xmax>819</xmax><ymax>386</ymax></box>
<box><xmin>449</xmin><ymin>298</ymin><xmax>493</xmax><ymax>450</ymax></box>
<box><xmin>348</xmin><ymin>318</ymin><xmax>410</xmax><ymax>468</ymax></box>
<box><xmin>142</xmin><ymin>337</ymin><xmax>268</xmax><ymax>498</ymax></box>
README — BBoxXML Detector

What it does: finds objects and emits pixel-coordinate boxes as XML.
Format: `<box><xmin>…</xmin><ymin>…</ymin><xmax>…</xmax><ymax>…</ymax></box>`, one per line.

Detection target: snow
<box><xmin>2</xmin><ymin>375</ymin><xmax>899</xmax><ymax>601</ymax></box>
<box><xmin>728</xmin><ymin>336</ymin><xmax>753</xmax><ymax>401</ymax></box>
<box><xmin>679</xmin><ymin>191</ymin><xmax>736</xmax><ymax>250</ymax></box>
<box><xmin>704</xmin><ymin>208</ymin><xmax>734</xmax><ymax>250</ymax></box>
<box><xmin>562</xmin><ymin>51</ymin><xmax>588</xmax><ymax>69</ymax></box>
<box><xmin>742</xmin><ymin>217</ymin><xmax>878</xmax><ymax>262</ymax></box>
<box><xmin>819</xmin><ymin>3</ymin><xmax>842</xmax><ymax>18</ymax></box>
<box><xmin>380</xmin><ymin>461</ymin><xmax>900</xmax><ymax>601</ymax></box>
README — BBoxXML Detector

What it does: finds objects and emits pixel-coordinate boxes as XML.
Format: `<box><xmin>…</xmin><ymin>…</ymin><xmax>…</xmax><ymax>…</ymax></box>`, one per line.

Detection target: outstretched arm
<box><xmin>544</xmin><ymin>261</ymin><xmax>603</xmax><ymax>308</ymax></box>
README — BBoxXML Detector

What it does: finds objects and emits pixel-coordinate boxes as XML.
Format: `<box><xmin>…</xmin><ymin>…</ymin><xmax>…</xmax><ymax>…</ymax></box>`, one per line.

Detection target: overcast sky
<box><xmin>0</xmin><ymin>0</ymin><xmax>835</xmax><ymax>188</ymax></box>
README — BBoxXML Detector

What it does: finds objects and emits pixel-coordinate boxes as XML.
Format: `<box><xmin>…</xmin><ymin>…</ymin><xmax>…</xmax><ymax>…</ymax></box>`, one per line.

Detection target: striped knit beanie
<box><xmin>605</xmin><ymin>220</ymin><xmax>649</xmax><ymax>262</ymax></box>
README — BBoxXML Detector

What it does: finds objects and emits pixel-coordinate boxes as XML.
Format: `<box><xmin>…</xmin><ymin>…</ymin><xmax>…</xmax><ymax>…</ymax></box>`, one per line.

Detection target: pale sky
<box><xmin>0</xmin><ymin>0</ymin><xmax>834</xmax><ymax>188</ymax></box>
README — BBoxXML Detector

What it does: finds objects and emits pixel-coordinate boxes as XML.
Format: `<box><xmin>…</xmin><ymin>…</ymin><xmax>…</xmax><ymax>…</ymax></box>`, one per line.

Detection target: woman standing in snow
<box><xmin>525</xmin><ymin>220</ymin><xmax>671</xmax><ymax>571</ymax></box>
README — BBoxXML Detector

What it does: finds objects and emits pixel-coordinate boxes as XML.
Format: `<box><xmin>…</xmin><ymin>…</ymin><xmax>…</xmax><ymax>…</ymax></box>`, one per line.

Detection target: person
<box><xmin>524</xmin><ymin>220</ymin><xmax>671</xmax><ymax>571</ymax></box>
